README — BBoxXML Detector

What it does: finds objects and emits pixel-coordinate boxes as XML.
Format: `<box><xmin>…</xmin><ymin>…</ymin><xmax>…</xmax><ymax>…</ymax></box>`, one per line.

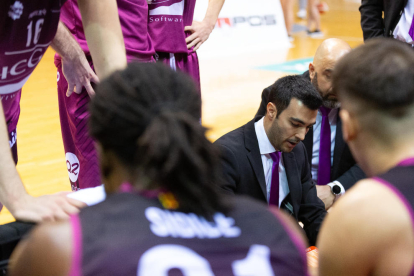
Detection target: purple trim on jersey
<box><xmin>373</xmin><ymin>177</ymin><xmax>414</xmax><ymax>276</ymax></box>
<box><xmin>269</xmin><ymin>207</ymin><xmax>310</xmax><ymax>276</ymax></box>
<box><xmin>69</xmin><ymin>214</ymin><xmax>82</xmax><ymax>276</ymax></box>
<box><xmin>398</xmin><ymin>158</ymin><xmax>414</xmax><ymax>167</ymax></box>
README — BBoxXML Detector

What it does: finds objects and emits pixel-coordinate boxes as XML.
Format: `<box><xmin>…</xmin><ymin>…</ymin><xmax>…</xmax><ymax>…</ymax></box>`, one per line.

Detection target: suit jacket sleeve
<box><xmin>336</xmin><ymin>163</ymin><xmax>366</xmax><ymax>190</ymax></box>
<box><xmin>360</xmin><ymin>0</ymin><xmax>384</xmax><ymax>41</ymax></box>
<box><xmin>255</xmin><ymin>86</ymin><xmax>271</xmax><ymax>117</ymax></box>
<box><xmin>296</xmin><ymin>143</ymin><xmax>327</xmax><ymax>246</ymax></box>
<box><xmin>215</xmin><ymin>142</ymin><xmax>240</xmax><ymax>195</ymax></box>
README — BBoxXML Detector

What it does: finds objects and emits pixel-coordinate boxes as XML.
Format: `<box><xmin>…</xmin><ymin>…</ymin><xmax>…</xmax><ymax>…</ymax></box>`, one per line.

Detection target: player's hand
<box><xmin>62</xmin><ymin>51</ymin><xmax>99</xmax><ymax>98</ymax></box>
<box><xmin>9</xmin><ymin>193</ymin><xmax>87</xmax><ymax>223</ymax></box>
<box><xmin>184</xmin><ymin>20</ymin><xmax>215</xmax><ymax>51</ymax></box>
<box><xmin>316</xmin><ymin>185</ymin><xmax>335</xmax><ymax>210</ymax></box>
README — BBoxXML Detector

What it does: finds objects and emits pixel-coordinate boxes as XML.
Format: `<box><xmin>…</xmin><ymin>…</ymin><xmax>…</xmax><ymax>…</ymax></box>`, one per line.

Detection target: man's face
<box><xmin>310</xmin><ymin>62</ymin><xmax>340</xmax><ymax>109</ymax></box>
<box><xmin>267</xmin><ymin>98</ymin><xmax>317</xmax><ymax>152</ymax></box>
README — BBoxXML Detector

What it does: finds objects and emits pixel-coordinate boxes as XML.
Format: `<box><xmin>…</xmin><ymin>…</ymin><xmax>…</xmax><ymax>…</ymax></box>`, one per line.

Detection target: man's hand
<box><xmin>62</xmin><ymin>53</ymin><xmax>99</xmax><ymax>98</ymax></box>
<box><xmin>51</xmin><ymin>21</ymin><xmax>99</xmax><ymax>98</ymax></box>
<box><xmin>316</xmin><ymin>185</ymin><xmax>335</xmax><ymax>210</ymax></box>
<box><xmin>185</xmin><ymin>20</ymin><xmax>215</xmax><ymax>51</ymax></box>
<box><xmin>9</xmin><ymin>193</ymin><xmax>86</xmax><ymax>223</ymax></box>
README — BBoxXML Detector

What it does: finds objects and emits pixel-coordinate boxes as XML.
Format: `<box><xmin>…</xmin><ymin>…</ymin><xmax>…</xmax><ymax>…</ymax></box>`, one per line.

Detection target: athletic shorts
<box><xmin>156</xmin><ymin>51</ymin><xmax>200</xmax><ymax>92</ymax></box>
<box><xmin>9</xmin><ymin>128</ymin><xmax>17</xmax><ymax>165</ymax></box>
<box><xmin>56</xmin><ymin>58</ymin><xmax>100</xmax><ymax>191</ymax></box>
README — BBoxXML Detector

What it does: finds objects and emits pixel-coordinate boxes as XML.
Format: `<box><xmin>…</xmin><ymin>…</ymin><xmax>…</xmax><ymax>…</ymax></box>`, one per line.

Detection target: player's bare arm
<box><xmin>8</xmin><ymin>220</ymin><xmax>72</xmax><ymax>276</ymax></box>
<box><xmin>185</xmin><ymin>0</ymin><xmax>225</xmax><ymax>51</ymax></box>
<box><xmin>0</xmin><ymin>104</ymin><xmax>85</xmax><ymax>222</ymax></box>
<box><xmin>318</xmin><ymin>179</ymin><xmax>414</xmax><ymax>276</ymax></box>
<box><xmin>51</xmin><ymin>21</ymin><xmax>99</xmax><ymax>98</ymax></box>
<box><xmin>78</xmin><ymin>0</ymin><xmax>127</xmax><ymax>79</ymax></box>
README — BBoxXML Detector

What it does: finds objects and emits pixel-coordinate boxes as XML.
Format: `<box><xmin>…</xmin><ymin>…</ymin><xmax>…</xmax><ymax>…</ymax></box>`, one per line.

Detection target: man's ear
<box><xmin>340</xmin><ymin>109</ymin><xmax>359</xmax><ymax>142</ymax></box>
<box><xmin>309</xmin><ymin>62</ymin><xmax>316</xmax><ymax>79</ymax></box>
<box><xmin>266</xmin><ymin>102</ymin><xmax>277</xmax><ymax>120</ymax></box>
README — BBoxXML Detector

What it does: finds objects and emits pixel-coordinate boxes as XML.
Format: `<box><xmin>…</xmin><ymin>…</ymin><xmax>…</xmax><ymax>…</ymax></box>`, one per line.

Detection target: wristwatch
<box><xmin>327</xmin><ymin>181</ymin><xmax>345</xmax><ymax>201</ymax></box>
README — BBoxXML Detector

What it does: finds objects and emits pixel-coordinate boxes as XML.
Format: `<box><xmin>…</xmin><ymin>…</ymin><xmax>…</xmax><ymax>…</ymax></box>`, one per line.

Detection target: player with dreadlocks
<box><xmin>10</xmin><ymin>63</ymin><xmax>309</xmax><ymax>276</ymax></box>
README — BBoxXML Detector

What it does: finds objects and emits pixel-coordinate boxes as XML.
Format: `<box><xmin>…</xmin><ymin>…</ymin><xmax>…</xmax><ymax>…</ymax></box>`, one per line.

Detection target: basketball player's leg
<box><xmin>56</xmin><ymin>63</ymin><xmax>101</xmax><ymax>191</ymax></box>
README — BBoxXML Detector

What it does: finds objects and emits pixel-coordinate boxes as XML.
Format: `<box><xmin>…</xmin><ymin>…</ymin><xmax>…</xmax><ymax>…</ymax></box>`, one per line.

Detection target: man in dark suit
<box><xmin>257</xmin><ymin>39</ymin><xmax>365</xmax><ymax>210</ymax></box>
<box><xmin>215</xmin><ymin>75</ymin><xmax>326</xmax><ymax>246</ymax></box>
<box><xmin>360</xmin><ymin>0</ymin><xmax>412</xmax><ymax>44</ymax></box>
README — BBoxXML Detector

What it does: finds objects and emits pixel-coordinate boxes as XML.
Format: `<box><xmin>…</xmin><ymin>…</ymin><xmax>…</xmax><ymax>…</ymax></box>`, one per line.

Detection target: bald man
<box><xmin>256</xmin><ymin>39</ymin><xmax>365</xmax><ymax>210</ymax></box>
<box><xmin>318</xmin><ymin>38</ymin><xmax>414</xmax><ymax>276</ymax></box>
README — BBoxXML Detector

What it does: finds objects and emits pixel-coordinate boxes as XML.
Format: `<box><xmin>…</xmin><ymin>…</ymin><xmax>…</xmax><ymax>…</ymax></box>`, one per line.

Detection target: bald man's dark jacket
<box><xmin>256</xmin><ymin>71</ymin><xmax>365</xmax><ymax>190</ymax></box>
<box><xmin>360</xmin><ymin>0</ymin><xmax>408</xmax><ymax>41</ymax></box>
<box><xmin>214</xmin><ymin>117</ymin><xmax>327</xmax><ymax>245</ymax></box>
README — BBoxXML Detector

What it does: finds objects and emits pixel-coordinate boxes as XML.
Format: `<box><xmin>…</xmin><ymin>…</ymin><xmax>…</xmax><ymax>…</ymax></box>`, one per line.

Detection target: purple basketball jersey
<box><xmin>0</xmin><ymin>0</ymin><xmax>65</xmax><ymax>132</ymax></box>
<box><xmin>71</xmin><ymin>194</ymin><xmax>308</xmax><ymax>276</ymax></box>
<box><xmin>60</xmin><ymin>0</ymin><xmax>154</xmax><ymax>62</ymax></box>
<box><xmin>148</xmin><ymin>0</ymin><xmax>196</xmax><ymax>53</ymax></box>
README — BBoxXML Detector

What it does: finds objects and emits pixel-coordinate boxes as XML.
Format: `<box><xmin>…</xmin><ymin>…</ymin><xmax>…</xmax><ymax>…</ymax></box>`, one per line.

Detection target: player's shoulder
<box><xmin>330</xmin><ymin>178</ymin><xmax>413</xmax><ymax>238</ymax></box>
<box><xmin>9</xmin><ymin>220</ymin><xmax>72</xmax><ymax>276</ymax></box>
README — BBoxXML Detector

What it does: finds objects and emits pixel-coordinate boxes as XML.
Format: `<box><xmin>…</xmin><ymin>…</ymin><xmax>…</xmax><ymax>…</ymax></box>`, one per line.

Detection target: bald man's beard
<box><xmin>312</xmin><ymin>73</ymin><xmax>341</xmax><ymax>109</ymax></box>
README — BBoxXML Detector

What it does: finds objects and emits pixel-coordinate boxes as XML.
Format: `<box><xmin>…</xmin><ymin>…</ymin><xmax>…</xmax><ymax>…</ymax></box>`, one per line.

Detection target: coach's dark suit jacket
<box><xmin>214</xmin><ymin>117</ymin><xmax>327</xmax><ymax>245</ymax></box>
<box><xmin>359</xmin><ymin>0</ymin><xmax>407</xmax><ymax>41</ymax></box>
<box><xmin>256</xmin><ymin>72</ymin><xmax>365</xmax><ymax>190</ymax></box>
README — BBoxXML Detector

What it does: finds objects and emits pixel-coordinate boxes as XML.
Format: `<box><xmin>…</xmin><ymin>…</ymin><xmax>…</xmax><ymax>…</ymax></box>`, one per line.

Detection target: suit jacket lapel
<box><xmin>332</xmin><ymin>110</ymin><xmax>345</xmax><ymax>180</ymax></box>
<box><xmin>244</xmin><ymin>118</ymin><xmax>267</xmax><ymax>199</ymax></box>
<box><xmin>282</xmin><ymin>152</ymin><xmax>301</xmax><ymax>217</ymax></box>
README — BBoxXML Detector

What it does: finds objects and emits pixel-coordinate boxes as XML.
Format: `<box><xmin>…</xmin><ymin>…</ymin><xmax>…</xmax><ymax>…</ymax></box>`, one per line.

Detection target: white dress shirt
<box><xmin>393</xmin><ymin>0</ymin><xmax>414</xmax><ymax>45</ymax></box>
<box><xmin>254</xmin><ymin>117</ymin><xmax>289</xmax><ymax>207</ymax></box>
<box><xmin>311</xmin><ymin>108</ymin><xmax>338</xmax><ymax>182</ymax></box>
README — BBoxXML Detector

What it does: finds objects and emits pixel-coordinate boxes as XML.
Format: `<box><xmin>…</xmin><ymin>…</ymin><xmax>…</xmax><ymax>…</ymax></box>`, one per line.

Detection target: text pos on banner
<box><xmin>193</xmin><ymin>0</ymin><xmax>291</xmax><ymax>58</ymax></box>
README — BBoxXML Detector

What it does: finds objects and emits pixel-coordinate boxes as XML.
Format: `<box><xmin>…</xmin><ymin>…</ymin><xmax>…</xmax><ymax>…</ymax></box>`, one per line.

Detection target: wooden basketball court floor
<box><xmin>0</xmin><ymin>0</ymin><xmax>363</xmax><ymax>224</ymax></box>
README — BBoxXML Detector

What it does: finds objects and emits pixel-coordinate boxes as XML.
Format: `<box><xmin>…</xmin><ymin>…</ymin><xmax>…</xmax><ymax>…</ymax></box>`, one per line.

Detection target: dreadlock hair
<box><xmin>89</xmin><ymin>62</ymin><xmax>227</xmax><ymax>218</ymax></box>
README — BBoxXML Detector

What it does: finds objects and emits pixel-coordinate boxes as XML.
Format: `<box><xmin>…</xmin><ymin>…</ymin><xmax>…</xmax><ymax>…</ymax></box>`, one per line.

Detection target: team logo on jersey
<box><xmin>66</xmin><ymin>152</ymin><xmax>80</xmax><ymax>183</ymax></box>
<box><xmin>8</xmin><ymin>1</ymin><xmax>24</xmax><ymax>20</ymax></box>
<box><xmin>9</xmin><ymin>131</ymin><xmax>16</xmax><ymax>149</ymax></box>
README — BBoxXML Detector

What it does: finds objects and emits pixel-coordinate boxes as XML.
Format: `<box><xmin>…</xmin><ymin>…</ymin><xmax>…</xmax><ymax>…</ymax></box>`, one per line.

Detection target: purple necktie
<box><xmin>269</xmin><ymin>152</ymin><xmax>281</xmax><ymax>207</ymax></box>
<box><xmin>318</xmin><ymin>106</ymin><xmax>331</xmax><ymax>185</ymax></box>
<box><xmin>409</xmin><ymin>18</ymin><xmax>414</xmax><ymax>40</ymax></box>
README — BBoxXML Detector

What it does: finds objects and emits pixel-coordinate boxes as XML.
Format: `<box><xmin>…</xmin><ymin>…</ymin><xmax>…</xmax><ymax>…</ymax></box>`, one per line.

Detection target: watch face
<box><xmin>332</xmin><ymin>185</ymin><xmax>341</xmax><ymax>195</ymax></box>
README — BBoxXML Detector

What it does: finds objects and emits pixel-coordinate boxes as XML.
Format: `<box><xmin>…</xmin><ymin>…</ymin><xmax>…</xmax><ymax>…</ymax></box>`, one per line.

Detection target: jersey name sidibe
<box><xmin>145</xmin><ymin>207</ymin><xmax>242</xmax><ymax>239</ymax></box>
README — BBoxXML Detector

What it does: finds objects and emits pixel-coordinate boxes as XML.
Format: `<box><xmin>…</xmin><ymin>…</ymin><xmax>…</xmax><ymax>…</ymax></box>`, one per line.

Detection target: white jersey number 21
<box><xmin>138</xmin><ymin>244</ymin><xmax>275</xmax><ymax>276</ymax></box>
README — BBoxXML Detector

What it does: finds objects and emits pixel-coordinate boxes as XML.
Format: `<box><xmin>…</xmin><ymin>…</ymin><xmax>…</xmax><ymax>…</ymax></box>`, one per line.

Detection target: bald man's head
<box><xmin>309</xmin><ymin>38</ymin><xmax>351</xmax><ymax>109</ymax></box>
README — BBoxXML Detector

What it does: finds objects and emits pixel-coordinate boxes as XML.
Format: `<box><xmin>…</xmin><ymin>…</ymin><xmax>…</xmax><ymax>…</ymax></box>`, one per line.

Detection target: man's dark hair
<box><xmin>89</xmin><ymin>62</ymin><xmax>227</xmax><ymax>218</ymax></box>
<box><xmin>333</xmin><ymin>38</ymin><xmax>414</xmax><ymax>115</ymax></box>
<box><xmin>268</xmin><ymin>75</ymin><xmax>322</xmax><ymax>117</ymax></box>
